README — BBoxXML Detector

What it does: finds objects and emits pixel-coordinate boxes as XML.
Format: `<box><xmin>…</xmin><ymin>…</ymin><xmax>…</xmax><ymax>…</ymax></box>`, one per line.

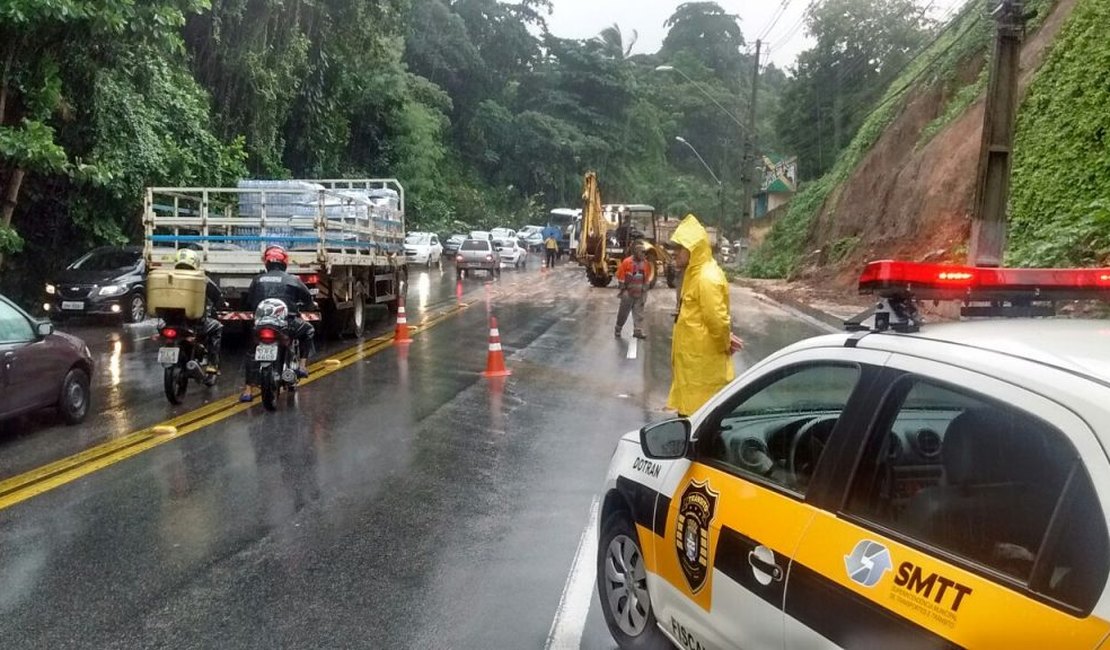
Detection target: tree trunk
<box><xmin>0</xmin><ymin>167</ymin><xmax>26</xmax><ymax>269</ymax></box>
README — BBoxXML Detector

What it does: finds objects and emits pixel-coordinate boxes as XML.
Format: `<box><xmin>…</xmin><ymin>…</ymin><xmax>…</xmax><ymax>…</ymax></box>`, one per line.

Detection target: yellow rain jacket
<box><xmin>666</xmin><ymin>215</ymin><xmax>734</xmax><ymax>415</ymax></box>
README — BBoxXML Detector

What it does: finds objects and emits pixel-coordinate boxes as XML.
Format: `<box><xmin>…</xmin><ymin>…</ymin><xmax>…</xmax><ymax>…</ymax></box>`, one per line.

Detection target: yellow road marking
<box><xmin>0</xmin><ymin>302</ymin><xmax>472</xmax><ymax>512</ymax></box>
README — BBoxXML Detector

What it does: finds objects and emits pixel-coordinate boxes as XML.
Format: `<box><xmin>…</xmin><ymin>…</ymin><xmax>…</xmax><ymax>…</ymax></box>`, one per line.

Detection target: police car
<box><xmin>598</xmin><ymin>261</ymin><xmax>1110</xmax><ymax>649</ymax></box>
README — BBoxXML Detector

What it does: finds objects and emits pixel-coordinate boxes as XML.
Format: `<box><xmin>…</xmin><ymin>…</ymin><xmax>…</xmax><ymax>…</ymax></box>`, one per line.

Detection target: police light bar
<box><xmin>859</xmin><ymin>261</ymin><xmax>1110</xmax><ymax>301</ymax></box>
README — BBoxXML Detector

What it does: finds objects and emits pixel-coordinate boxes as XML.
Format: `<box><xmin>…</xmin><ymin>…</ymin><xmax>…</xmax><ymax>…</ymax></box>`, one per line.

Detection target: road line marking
<box><xmin>544</xmin><ymin>494</ymin><xmax>600</xmax><ymax>650</ymax></box>
<box><xmin>626</xmin><ymin>337</ymin><xmax>638</xmax><ymax>360</ymax></box>
<box><xmin>0</xmin><ymin>302</ymin><xmax>473</xmax><ymax>513</ymax></box>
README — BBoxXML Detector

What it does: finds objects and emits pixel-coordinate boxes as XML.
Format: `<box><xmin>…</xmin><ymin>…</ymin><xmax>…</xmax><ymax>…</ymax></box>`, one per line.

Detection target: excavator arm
<box><xmin>579</xmin><ymin>171</ymin><xmax>611</xmax><ymax>286</ymax></box>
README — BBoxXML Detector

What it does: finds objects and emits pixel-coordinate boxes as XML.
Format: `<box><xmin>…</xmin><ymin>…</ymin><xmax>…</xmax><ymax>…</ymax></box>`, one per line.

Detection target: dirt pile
<box><xmin>795</xmin><ymin>0</ymin><xmax>1079</xmax><ymax>292</ymax></box>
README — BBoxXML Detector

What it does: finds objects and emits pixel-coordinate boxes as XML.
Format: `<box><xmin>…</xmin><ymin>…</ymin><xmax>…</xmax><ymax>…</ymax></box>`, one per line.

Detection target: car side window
<box><xmin>0</xmin><ymin>301</ymin><xmax>34</xmax><ymax>343</ymax></box>
<box><xmin>699</xmin><ymin>364</ymin><xmax>862</xmax><ymax>495</ymax></box>
<box><xmin>845</xmin><ymin>378</ymin><xmax>1108</xmax><ymax>611</ymax></box>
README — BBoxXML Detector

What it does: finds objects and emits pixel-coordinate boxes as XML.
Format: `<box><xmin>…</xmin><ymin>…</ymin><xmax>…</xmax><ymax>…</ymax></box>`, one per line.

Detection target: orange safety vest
<box><xmin>617</xmin><ymin>257</ymin><xmax>651</xmax><ymax>298</ymax></box>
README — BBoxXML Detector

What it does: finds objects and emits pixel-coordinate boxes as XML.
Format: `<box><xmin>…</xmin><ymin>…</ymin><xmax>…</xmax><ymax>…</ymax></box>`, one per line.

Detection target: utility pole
<box><xmin>969</xmin><ymin>0</ymin><xmax>1027</xmax><ymax>267</ymax></box>
<box><xmin>740</xmin><ymin>39</ymin><xmax>761</xmax><ymax>245</ymax></box>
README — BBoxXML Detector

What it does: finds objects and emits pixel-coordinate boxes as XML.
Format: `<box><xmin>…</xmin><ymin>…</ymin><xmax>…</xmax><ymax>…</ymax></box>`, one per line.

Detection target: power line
<box><xmin>757</xmin><ymin>0</ymin><xmax>794</xmax><ymax>42</ymax></box>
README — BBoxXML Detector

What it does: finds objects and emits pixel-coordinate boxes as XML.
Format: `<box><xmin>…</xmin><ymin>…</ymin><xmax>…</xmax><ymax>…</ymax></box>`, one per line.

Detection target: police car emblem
<box><xmin>675</xmin><ymin>480</ymin><xmax>718</xmax><ymax>593</ymax></box>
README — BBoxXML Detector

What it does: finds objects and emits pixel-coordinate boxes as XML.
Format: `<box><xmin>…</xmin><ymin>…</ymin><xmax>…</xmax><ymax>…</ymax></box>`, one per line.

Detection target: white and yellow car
<box><xmin>598</xmin><ymin>262</ymin><xmax>1110</xmax><ymax>649</ymax></box>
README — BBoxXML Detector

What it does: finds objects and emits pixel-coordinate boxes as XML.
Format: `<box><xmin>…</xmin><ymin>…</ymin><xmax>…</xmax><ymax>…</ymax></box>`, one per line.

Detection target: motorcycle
<box><xmin>158</xmin><ymin>321</ymin><xmax>217</xmax><ymax>404</ymax></box>
<box><xmin>250</xmin><ymin>299</ymin><xmax>303</xmax><ymax>411</ymax></box>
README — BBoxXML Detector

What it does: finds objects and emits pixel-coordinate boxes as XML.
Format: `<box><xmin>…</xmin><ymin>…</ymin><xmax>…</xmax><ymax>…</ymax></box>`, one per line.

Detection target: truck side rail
<box><xmin>143</xmin><ymin>181</ymin><xmax>405</xmax><ymax>269</ymax></box>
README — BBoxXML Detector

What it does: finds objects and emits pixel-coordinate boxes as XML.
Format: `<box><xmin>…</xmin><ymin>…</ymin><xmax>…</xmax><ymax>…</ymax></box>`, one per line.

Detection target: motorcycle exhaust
<box><xmin>186</xmin><ymin>360</ymin><xmax>207</xmax><ymax>382</ymax></box>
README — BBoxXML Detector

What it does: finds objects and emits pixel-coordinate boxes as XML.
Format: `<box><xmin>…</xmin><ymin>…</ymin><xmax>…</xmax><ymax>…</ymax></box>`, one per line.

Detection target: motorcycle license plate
<box><xmin>255</xmin><ymin>344</ymin><xmax>279</xmax><ymax>362</ymax></box>
<box><xmin>158</xmin><ymin>347</ymin><xmax>180</xmax><ymax>365</ymax></box>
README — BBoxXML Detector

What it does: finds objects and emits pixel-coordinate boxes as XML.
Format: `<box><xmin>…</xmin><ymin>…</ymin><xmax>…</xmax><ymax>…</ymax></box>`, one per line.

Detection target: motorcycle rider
<box><xmin>171</xmin><ymin>248</ymin><xmax>224</xmax><ymax>375</ymax></box>
<box><xmin>240</xmin><ymin>245</ymin><xmax>316</xmax><ymax>402</ymax></box>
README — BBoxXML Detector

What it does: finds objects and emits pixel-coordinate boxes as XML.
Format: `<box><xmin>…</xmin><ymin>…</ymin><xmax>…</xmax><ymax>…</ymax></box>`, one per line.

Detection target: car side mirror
<box><xmin>640</xmin><ymin>419</ymin><xmax>690</xmax><ymax>460</ymax></box>
<box><xmin>36</xmin><ymin>321</ymin><xmax>55</xmax><ymax>338</ymax></box>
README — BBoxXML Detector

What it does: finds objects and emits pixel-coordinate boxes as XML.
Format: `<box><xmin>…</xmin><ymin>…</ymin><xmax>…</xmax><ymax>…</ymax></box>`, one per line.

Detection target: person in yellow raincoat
<box><xmin>666</xmin><ymin>214</ymin><xmax>743</xmax><ymax>416</ymax></box>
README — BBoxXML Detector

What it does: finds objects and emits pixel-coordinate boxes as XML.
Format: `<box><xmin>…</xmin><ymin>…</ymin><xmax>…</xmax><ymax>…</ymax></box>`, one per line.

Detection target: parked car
<box><xmin>491</xmin><ymin>227</ymin><xmax>517</xmax><ymax>241</ymax></box>
<box><xmin>518</xmin><ymin>225</ymin><xmax>545</xmax><ymax>251</ymax></box>
<box><xmin>497</xmin><ymin>238</ymin><xmax>528</xmax><ymax>269</ymax></box>
<box><xmin>46</xmin><ymin>246</ymin><xmax>147</xmax><ymax>323</ymax></box>
<box><xmin>469</xmin><ymin>230</ymin><xmax>494</xmax><ymax>242</ymax></box>
<box><xmin>0</xmin><ymin>293</ymin><xmax>93</xmax><ymax>424</ymax></box>
<box><xmin>455</xmin><ymin>239</ymin><xmax>500</xmax><ymax>279</ymax></box>
<box><xmin>404</xmin><ymin>232</ymin><xmax>444</xmax><ymax>269</ymax></box>
<box><xmin>443</xmin><ymin>234</ymin><xmax>467</xmax><ymax>257</ymax></box>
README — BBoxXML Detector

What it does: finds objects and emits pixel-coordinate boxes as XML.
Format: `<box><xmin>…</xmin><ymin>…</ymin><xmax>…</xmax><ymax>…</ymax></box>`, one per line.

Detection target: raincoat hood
<box><xmin>671</xmin><ymin>214</ymin><xmax>713</xmax><ymax>271</ymax></box>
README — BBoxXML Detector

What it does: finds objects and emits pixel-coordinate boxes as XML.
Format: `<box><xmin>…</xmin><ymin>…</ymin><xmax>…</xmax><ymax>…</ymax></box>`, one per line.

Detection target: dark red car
<box><xmin>0</xmin><ymin>294</ymin><xmax>93</xmax><ymax>424</ymax></box>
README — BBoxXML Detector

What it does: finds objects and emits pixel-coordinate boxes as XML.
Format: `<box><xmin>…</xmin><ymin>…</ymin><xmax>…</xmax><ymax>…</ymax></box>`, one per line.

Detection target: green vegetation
<box><xmin>1007</xmin><ymin>0</ymin><xmax>1110</xmax><ymax>266</ymax></box>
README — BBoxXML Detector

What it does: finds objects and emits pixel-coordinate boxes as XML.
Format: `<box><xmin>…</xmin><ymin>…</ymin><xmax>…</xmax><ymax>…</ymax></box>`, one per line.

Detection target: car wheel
<box><xmin>597</xmin><ymin>512</ymin><xmax>669</xmax><ymax>649</ymax></box>
<box><xmin>58</xmin><ymin>367</ymin><xmax>91</xmax><ymax>424</ymax></box>
<box><xmin>125</xmin><ymin>292</ymin><xmax>146</xmax><ymax>323</ymax></box>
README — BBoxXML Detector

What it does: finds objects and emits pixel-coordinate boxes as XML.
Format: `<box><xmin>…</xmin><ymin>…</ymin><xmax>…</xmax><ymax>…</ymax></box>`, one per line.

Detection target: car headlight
<box><xmin>98</xmin><ymin>285</ymin><xmax>127</xmax><ymax>297</ymax></box>
<box><xmin>45</xmin><ymin>284</ymin><xmax>56</xmax><ymax>295</ymax></box>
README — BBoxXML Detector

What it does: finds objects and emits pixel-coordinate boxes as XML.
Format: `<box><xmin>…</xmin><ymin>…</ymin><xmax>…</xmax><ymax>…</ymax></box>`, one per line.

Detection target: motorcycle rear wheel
<box><xmin>164</xmin><ymin>365</ymin><xmax>187</xmax><ymax>405</ymax></box>
<box><xmin>260</xmin><ymin>369</ymin><xmax>278</xmax><ymax>411</ymax></box>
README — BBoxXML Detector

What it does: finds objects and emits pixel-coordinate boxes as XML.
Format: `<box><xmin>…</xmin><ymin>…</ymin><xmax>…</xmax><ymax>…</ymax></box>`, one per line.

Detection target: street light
<box><xmin>674</xmin><ymin>136</ymin><xmax>725</xmax><ymax>243</ymax></box>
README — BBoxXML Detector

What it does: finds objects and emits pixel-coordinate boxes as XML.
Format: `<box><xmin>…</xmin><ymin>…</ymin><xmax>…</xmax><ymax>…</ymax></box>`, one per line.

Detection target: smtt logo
<box><xmin>844</xmin><ymin>540</ymin><xmax>893</xmax><ymax>588</ymax></box>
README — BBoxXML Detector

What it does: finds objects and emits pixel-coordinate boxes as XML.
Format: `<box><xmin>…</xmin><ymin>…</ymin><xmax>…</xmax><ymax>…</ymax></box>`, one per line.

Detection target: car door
<box><xmin>784</xmin><ymin>357</ymin><xmax>1110</xmax><ymax>649</ymax></box>
<box><xmin>0</xmin><ymin>299</ymin><xmax>51</xmax><ymax>418</ymax></box>
<box><xmin>651</xmin><ymin>348</ymin><xmax>888</xmax><ymax>650</ymax></box>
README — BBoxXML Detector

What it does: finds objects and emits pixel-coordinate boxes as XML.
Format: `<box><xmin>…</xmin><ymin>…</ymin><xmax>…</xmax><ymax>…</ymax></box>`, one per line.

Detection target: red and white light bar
<box><xmin>859</xmin><ymin>261</ymin><xmax>1110</xmax><ymax>300</ymax></box>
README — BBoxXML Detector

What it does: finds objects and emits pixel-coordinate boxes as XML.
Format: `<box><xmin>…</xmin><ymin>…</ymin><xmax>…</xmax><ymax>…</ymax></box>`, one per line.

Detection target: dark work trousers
<box><xmin>545</xmin><ymin>249</ymin><xmax>557</xmax><ymax>268</ymax></box>
<box><xmin>200</xmin><ymin>317</ymin><xmax>223</xmax><ymax>369</ymax></box>
<box><xmin>616</xmin><ymin>292</ymin><xmax>646</xmax><ymax>335</ymax></box>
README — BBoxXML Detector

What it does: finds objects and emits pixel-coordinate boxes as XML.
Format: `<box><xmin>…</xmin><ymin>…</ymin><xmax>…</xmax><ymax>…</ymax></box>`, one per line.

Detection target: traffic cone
<box><xmin>481</xmin><ymin>316</ymin><xmax>512</xmax><ymax>377</ymax></box>
<box><xmin>393</xmin><ymin>296</ymin><xmax>413</xmax><ymax>345</ymax></box>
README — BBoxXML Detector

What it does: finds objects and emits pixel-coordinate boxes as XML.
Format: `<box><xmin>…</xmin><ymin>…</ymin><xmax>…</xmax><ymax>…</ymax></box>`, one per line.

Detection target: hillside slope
<box><xmin>749</xmin><ymin>0</ymin><xmax>1104</xmax><ymax>289</ymax></box>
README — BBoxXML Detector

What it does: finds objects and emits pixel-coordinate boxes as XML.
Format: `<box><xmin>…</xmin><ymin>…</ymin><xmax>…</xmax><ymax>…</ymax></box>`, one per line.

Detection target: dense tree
<box><xmin>776</xmin><ymin>0</ymin><xmax>933</xmax><ymax>180</ymax></box>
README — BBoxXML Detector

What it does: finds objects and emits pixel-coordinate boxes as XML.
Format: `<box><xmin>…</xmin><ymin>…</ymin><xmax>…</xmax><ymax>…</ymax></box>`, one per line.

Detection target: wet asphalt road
<box><xmin>0</xmin><ymin>259</ymin><xmax>824</xmax><ymax>649</ymax></box>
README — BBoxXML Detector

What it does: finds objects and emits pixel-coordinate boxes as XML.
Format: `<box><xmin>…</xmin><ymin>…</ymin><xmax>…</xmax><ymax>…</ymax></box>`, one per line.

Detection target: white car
<box><xmin>404</xmin><ymin>232</ymin><xmax>443</xmax><ymax>268</ymax></box>
<box><xmin>469</xmin><ymin>230</ymin><xmax>493</xmax><ymax>242</ymax></box>
<box><xmin>518</xmin><ymin>225</ymin><xmax>545</xmax><ymax>251</ymax></box>
<box><xmin>496</xmin><ymin>239</ymin><xmax>528</xmax><ymax>269</ymax></box>
<box><xmin>491</xmin><ymin>227</ymin><xmax>517</xmax><ymax>241</ymax></box>
<box><xmin>598</xmin><ymin>260</ymin><xmax>1110</xmax><ymax>650</ymax></box>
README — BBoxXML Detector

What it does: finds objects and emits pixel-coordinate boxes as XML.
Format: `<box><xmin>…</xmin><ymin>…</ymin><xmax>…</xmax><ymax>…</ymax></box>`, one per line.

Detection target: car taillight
<box><xmin>258</xmin><ymin>328</ymin><xmax>278</xmax><ymax>344</ymax></box>
<box><xmin>301</xmin><ymin>274</ymin><xmax>320</xmax><ymax>286</ymax></box>
<box><xmin>486</xmin><ymin>255</ymin><xmax>493</xmax><ymax>261</ymax></box>
<box><xmin>457</xmin><ymin>255</ymin><xmax>464</xmax><ymax>262</ymax></box>
<box><xmin>160</xmin><ymin>327</ymin><xmax>178</xmax><ymax>340</ymax></box>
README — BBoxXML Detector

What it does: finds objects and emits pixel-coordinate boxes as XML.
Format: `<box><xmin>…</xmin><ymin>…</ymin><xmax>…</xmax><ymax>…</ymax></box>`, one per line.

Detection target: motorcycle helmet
<box><xmin>263</xmin><ymin>245</ymin><xmax>289</xmax><ymax>271</ymax></box>
<box><xmin>254</xmin><ymin>298</ymin><xmax>289</xmax><ymax>329</ymax></box>
<box><xmin>174</xmin><ymin>248</ymin><xmax>201</xmax><ymax>271</ymax></box>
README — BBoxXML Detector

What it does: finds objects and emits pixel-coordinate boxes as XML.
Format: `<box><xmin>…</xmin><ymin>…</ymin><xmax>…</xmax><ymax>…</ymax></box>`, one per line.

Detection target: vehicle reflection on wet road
<box><xmin>0</xmin><ymin>261</ymin><xmax>823</xmax><ymax>649</ymax></box>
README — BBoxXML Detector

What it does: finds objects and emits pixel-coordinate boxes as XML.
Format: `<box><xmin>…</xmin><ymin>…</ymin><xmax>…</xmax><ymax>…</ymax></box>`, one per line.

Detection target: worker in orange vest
<box><xmin>615</xmin><ymin>241</ymin><xmax>653</xmax><ymax>339</ymax></box>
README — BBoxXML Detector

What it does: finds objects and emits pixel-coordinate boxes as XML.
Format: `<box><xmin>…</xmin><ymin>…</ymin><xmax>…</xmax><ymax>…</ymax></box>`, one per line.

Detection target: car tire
<box><xmin>58</xmin><ymin>367</ymin><xmax>91</xmax><ymax>425</ymax></box>
<box><xmin>597</xmin><ymin>512</ymin><xmax>670</xmax><ymax>650</ymax></box>
<box><xmin>125</xmin><ymin>292</ymin><xmax>146</xmax><ymax>323</ymax></box>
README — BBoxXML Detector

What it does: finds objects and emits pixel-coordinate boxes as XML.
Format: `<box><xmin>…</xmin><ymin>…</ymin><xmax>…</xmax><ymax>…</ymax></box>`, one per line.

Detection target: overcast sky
<box><xmin>545</xmin><ymin>0</ymin><xmax>970</xmax><ymax>70</ymax></box>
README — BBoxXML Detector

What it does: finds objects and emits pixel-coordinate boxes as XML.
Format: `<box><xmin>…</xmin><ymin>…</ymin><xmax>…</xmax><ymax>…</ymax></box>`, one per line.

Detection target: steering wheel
<box><xmin>788</xmin><ymin>416</ymin><xmax>839</xmax><ymax>487</ymax></box>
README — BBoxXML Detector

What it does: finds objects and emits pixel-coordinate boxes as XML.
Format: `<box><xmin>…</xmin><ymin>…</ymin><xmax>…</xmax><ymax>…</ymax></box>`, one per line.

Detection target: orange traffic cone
<box><xmin>393</xmin><ymin>296</ymin><xmax>413</xmax><ymax>345</ymax></box>
<box><xmin>481</xmin><ymin>316</ymin><xmax>512</xmax><ymax>377</ymax></box>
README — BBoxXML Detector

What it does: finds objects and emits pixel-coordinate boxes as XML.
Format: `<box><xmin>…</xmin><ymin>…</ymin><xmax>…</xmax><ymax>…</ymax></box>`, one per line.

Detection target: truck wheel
<box><xmin>588</xmin><ymin>270</ymin><xmax>612</xmax><ymax>288</ymax></box>
<box><xmin>350</xmin><ymin>293</ymin><xmax>366</xmax><ymax>338</ymax></box>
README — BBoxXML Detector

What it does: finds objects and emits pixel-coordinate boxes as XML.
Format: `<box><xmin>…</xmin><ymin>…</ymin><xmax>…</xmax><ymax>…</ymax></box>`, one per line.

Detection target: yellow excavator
<box><xmin>576</xmin><ymin>171</ymin><xmax>676</xmax><ymax>288</ymax></box>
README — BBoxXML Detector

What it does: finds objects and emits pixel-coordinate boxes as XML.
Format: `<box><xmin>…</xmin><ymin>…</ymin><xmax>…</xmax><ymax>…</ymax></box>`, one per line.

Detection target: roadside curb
<box><xmin>732</xmin><ymin>279</ymin><xmax>855</xmax><ymax>333</ymax></box>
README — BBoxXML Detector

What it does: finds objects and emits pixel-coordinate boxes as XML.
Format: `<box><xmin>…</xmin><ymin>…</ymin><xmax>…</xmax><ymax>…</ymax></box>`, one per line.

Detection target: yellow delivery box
<box><xmin>147</xmin><ymin>268</ymin><xmax>208</xmax><ymax>320</ymax></box>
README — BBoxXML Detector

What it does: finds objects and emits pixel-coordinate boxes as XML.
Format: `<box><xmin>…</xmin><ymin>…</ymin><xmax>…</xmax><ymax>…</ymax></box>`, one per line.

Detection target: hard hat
<box><xmin>174</xmin><ymin>248</ymin><xmax>201</xmax><ymax>270</ymax></box>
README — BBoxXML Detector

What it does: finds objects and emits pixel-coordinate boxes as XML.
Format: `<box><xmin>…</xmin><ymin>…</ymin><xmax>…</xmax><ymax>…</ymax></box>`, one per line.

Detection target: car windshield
<box><xmin>68</xmin><ymin>249</ymin><xmax>139</xmax><ymax>272</ymax></box>
<box><xmin>405</xmin><ymin>234</ymin><xmax>431</xmax><ymax>245</ymax></box>
<box><xmin>461</xmin><ymin>240</ymin><xmax>489</xmax><ymax>251</ymax></box>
